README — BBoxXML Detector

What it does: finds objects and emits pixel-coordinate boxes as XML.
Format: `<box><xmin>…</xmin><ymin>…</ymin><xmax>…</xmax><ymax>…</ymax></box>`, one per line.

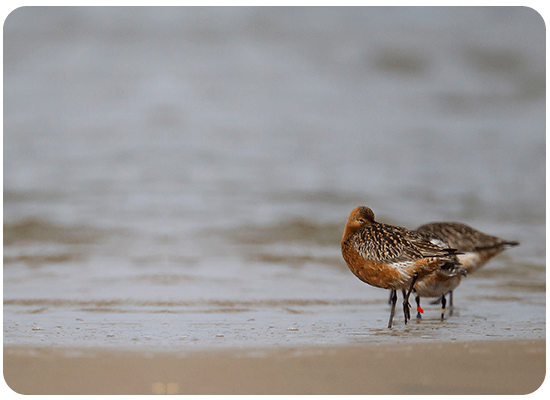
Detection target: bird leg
<box><xmin>388</xmin><ymin>289</ymin><xmax>397</xmax><ymax>328</ymax></box>
<box><xmin>403</xmin><ymin>273</ymin><xmax>419</xmax><ymax>324</ymax></box>
<box><xmin>402</xmin><ymin>290</ymin><xmax>409</xmax><ymax>323</ymax></box>
<box><xmin>415</xmin><ymin>295</ymin><xmax>423</xmax><ymax>319</ymax></box>
<box><xmin>448</xmin><ymin>290</ymin><xmax>454</xmax><ymax>316</ymax></box>
<box><xmin>440</xmin><ymin>294</ymin><xmax>447</xmax><ymax>320</ymax></box>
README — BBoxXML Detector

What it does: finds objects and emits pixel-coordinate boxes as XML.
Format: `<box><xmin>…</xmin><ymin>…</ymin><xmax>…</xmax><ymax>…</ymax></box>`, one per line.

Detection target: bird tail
<box><xmin>474</xmin><ymin>240</ymin><xmax>519</xmax><ymax>251</ymax></box>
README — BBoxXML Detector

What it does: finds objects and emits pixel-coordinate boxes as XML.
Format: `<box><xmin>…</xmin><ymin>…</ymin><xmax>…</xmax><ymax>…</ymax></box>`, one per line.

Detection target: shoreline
<box><xmin>3</xmin><ymin>338</ymin><xmax>546</xmax><ymax>395</ymax></box>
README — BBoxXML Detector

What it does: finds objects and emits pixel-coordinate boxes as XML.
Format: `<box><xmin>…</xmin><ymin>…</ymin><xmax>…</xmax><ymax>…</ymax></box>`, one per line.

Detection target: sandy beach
<box><xmin>4</xmin><ymin>339</ymin><xmax>545</xmax><ymax>395</ymax></box>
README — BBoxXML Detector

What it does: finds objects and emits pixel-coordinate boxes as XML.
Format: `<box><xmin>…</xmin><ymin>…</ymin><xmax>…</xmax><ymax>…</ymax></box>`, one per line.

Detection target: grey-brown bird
<box><xmin>341</xmin><ymin>206</ymin><xmax>461</xmax><ymax>328</ymax></box>
<box><xmin>414</xmin><ymin>221</ymin><xmax>519</xmax><ymax>319</ymax></box>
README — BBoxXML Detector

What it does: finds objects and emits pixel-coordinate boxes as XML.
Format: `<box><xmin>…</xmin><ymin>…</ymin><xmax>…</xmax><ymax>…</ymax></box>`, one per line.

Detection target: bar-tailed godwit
<box><xmin>341</xmin><ymin>206</ymin><xmax>460</xmax><ymax>328</ymax></box>
<box><xmin>414</xmin><ymin>221</ymin><xmax>519</xmax><ymax>319</ymax></box>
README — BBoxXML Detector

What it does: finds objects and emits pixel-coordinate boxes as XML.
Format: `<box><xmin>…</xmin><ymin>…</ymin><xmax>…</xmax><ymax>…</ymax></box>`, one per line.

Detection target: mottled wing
<box><xmin>394</xmin><ymin>225</ymin><xmax>458</xmax><ymax>259</ymax></box>
<box><xmin>416</xmin><ymin>222</ymin><xmax>518</xmax><ymax>252</ymax></box>
<box><xmin>351</xmin><ymin>222</ymin><xmax>454</xmax><ymax>263</ymax></box>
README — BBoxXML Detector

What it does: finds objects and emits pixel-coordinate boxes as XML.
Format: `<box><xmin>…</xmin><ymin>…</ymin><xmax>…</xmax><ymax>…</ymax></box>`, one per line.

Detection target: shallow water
<box><xmin>3</xmin><ymin>7</ymin><xmax>545</xmax><ymax>351</ymax></box>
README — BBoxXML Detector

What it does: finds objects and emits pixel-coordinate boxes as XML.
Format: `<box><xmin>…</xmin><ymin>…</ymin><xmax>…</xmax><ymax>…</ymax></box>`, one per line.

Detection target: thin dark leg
<box><xmin>415</xmin><ymin>295</ymin><xmax>423</xmax><ymax>319</ymax></box>
<box><xmin>449</xmin><ymin>290</ymin><xmax>454</xmax><ymax>316</ymax></box>
<box><xmin>388</xmin><ymin>289</ymin><xmax>397</xmax><ymax>328</ymax></box>
<box><xmin>403</xmin><ymin>273</ymin><xmax>419</xmax><ymax>325</ymax></box>
<box><xmin>402</xmin><ymin>290</ymin><xmax>409</xmax><ymax>322</ymax></box>
<box><xmin>440</xmin><ymin>294</ymin><xmax>447</xmax><ymax>321</ymax></box>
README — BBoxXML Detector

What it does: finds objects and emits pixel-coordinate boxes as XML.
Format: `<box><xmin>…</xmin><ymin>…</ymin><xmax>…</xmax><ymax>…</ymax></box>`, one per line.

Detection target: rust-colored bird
<box><xmin>414</xmin><ymin>221</ymin><xmax>519</xmax><ymax>319</ymax></box>
<box><xmin>340</xmin><ymin>206</ymin><xmax>460</xmax><ymax>328</ymax></box>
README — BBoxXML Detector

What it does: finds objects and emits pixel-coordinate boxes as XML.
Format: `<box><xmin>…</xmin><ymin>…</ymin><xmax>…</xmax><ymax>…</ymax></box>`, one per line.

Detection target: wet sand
<box><xmin>4</xmin><ymin>339</ymin><xmax>545</xmax><ymax>395</ymax></box>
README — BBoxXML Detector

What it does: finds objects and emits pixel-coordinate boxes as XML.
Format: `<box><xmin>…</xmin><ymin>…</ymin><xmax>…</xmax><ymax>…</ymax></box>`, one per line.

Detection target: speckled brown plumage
<box><xmin>416</xmin><ymin>222</ymin><xmax>519</xmax><ymax>274</ymax></box>
<box><xmin>341</xmin><ymin>206</ymin><xmax>460</xmax><ymax>327</ymax></box>
<box><xmin>413</xmin><ymin>221</ymin><xmax>519</xmax><ymax>320</ymax></box>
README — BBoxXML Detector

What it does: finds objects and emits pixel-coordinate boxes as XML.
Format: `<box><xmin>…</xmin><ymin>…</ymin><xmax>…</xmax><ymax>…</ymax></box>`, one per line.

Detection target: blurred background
<box><xmin>3</xmin><ymin>7</ymin><xmax>545</xmax><ymax>348</ymax></box>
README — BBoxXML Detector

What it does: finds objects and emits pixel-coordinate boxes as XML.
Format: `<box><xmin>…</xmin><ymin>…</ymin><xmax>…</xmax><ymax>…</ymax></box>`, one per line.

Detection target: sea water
<box><xmin>3</xmin><ymin>7</ymin><xmax>545</xmax><ymax>351</ymax></box>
